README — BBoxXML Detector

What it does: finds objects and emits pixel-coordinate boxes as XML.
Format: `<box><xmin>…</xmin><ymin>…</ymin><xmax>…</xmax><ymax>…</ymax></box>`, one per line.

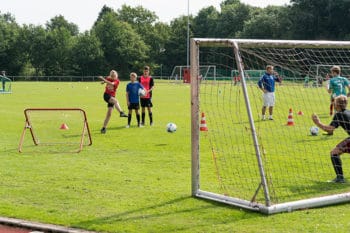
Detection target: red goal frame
<box><xmin>18</xmin><ymin>108</ymin><xmax>92</xmax><ymax>153</ymax></box>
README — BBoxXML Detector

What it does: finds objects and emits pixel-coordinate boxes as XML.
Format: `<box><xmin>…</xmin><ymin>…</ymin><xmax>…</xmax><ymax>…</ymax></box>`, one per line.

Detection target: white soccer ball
<box><xmin>138</xmin><ymin>88</ymin><xmax>146</xmax><ymax>97</ymax></box>
<box><xmin>310</xmin><ymin>126</ymin><xmax>319</xmax><ymax>136</ymax></box>
<box><xmin>166</xmin><ymin>123</ymin><xmax>177</xmax><ymax>133</ymax></box>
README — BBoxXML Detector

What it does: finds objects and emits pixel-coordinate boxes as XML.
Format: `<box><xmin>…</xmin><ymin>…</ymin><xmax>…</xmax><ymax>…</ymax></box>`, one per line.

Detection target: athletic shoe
<box><xmin>150</xmin><ymin>122</ymin><xmax>154</xmax><ymax>126</ymax></box>
<box><xmin>100</xmin><ymin>128</ymin><xmax>106</xmax><ymax>134</ymax></box>
<box><xmin>125</xmin><ymin>125</ymin><xmax>130</xmax><ymax>128</ymax></box>
<box><xmin>138</xmin><ymin>124</ymin><xmax>144</xmax><ymax>128</ymax></box>
<box><xmin>329</xmin><ymin>177</ymin><xmax>346</xmax><ymax>183</ymax></box>
<box><xmin>120</xmin><ymin>112</ymin><xmax>128</xmax><ymax>117</ymax></box>
<box><xmin>269</xmin><ymin>117</ymin><xmax>273</xmax><ymax>120</ymax></box>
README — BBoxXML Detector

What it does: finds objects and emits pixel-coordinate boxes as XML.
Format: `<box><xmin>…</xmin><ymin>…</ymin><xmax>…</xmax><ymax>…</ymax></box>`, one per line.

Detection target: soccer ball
<box><xmin>138</xmin><ymin>88</ymin><xmax>146</xmax><ymax>97</ymax></box>
<box><xmin>166</xmin><ymin>123</ymin><xmax>177</xmax><ymax>133</ymax></box>
<box><xmin>310</xmin><ymin>126</ymin><xmax>319</xmax><ymax>136</ymax></box>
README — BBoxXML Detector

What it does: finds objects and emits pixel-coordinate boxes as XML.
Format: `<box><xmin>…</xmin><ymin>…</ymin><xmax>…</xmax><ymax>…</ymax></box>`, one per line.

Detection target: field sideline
<box><xmin>1</xmin><ymin>81</ymin><xmax>350</xmax><ymax>232</ymax></box>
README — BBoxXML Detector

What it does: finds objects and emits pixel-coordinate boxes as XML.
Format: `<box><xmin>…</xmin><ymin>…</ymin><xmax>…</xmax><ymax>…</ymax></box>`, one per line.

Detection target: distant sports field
<box><xmin>1</xmin><ymin>81</ymin><xmax>350</xmax><ymax>232</ymax></box>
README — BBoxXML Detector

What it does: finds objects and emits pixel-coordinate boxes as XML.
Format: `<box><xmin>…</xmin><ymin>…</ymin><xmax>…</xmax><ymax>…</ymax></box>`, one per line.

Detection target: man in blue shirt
<box><xmin>257</xmin><ymin>65</ymin><xmax>281</xmax><ymax>120</ymax></box>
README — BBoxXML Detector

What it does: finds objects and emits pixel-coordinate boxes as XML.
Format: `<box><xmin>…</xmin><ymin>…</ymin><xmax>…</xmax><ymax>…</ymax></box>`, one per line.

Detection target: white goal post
<box><xmin>191</xmin><ymin>38</ymin><xmax>350</xmax><ymax>214</ymax></box>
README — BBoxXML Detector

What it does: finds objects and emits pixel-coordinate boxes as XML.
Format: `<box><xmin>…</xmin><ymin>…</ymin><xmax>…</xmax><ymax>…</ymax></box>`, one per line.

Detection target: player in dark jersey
<box><xmin>126</xmin><ymin>72</ymin><xmax>145</xmax><ymax>128</ymax></box>
<box><xmin>99</xmin><ymin>70</ymin><xmax>127</xmax><ymax>134</ymax></box>
<box><xmin>312</xmin><ymin>95</ymin><xmax>350</xmax><ymax>183</ymax></box>
<box><xmin>138</xmin><ymin>66</ymin><xmax>154</xmax><ymax>126</ymax></box>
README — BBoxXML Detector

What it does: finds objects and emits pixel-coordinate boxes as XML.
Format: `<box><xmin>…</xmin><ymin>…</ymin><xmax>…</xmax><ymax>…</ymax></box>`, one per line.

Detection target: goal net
<box><xmin>18</xmin><ymin>108</ymin><xmax>92</xmax><ymax>153</ymax></box>
<box><xmin>191</xmin><ymin>39</ymin><xmax>350</xmax><ymax>214</ymax></box>
<box><xmin>170</xmin><ymin>65</ymin><xmax>216</xmax><ymax>82</ymax></box>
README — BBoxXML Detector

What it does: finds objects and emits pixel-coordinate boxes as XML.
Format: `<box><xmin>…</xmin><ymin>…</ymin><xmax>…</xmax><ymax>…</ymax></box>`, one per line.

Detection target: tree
<box><xmin>239</xmin><ymin>6</ymin><xmax>292</xmax><ymax>39</ymax></box>
<box><xmin>71</xmin><ymin>32</ymin><xmax>104</xmax><ymax>75</ymax></box>
<box><xmin>46</xmin><ymin>15</ymin><xmax>79</xmax><ymax>36</ymax></box>
<box><xmin>0</xmin><ymin>12</ymin><xmax>26</xmax><ymax>75</ymax></box>
<box><xmin>289</xmin><ymin>0</ymin><xmax>350</xmax><ymax>40</ymax></box>
<box><xmin>163</xmin><ymin>16</ymin><xmax>193</xmax><ymax>70</ymax></box>
<box><xmin>117</xmin><ymin>5</ymin><xmax>166</xmax><ymax>70</ymax></box>
<box><xmin>216</xmin><ymin>2</ymin><xmax>252</xmax><ymax>37</ymax></box>
<box><xmin>192</xmin><ymin>6</ymin><xmax>219</xmax><ymax>38</ymax></box>
<box><xmin>93</xmin><ymin>12</ymin><xmax>149</xmax><ymax>78</ymax></box>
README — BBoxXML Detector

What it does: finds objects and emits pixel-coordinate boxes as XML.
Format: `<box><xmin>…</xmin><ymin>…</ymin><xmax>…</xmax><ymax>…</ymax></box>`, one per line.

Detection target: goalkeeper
<box><xmin>312</xmin><ymin>95</ymin><xmax>350</xmax><ymax>183</ymax></box>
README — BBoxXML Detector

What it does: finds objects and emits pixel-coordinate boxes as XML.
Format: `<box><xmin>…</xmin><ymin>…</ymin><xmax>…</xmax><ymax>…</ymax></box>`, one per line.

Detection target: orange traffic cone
<box><xmin>60</xmin><ymin>123</ymin><xmax>69</xmax><ymax>130</ymax></box>
<box><xmin>200</xmin><ymin>112</ymin><xmax>208</xmax><ymax>131</ymax></box>
<box><xmin>286</xmin><ymin>108</ymin><xmax>295</xmax><ymax>126</ymax></box>
<box><xmin>297</xmin><ymin>110</ymin><xmax>304</xmax><ymax>115</ymax></box>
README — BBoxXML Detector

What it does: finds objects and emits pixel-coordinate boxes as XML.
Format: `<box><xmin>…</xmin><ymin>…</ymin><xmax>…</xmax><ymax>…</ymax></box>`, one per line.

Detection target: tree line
<box><xmin>1</xmin><ymin>0</ymin><xmax>350</xmax><ymax>79</ymax></box>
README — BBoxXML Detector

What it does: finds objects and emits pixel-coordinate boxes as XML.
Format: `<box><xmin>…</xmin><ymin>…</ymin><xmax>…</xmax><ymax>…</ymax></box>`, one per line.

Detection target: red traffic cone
<box><xmin>200</xmin><ymin>112</ymin><xmax>208</xmax><ymax>131</ymax></box>
<box><xmin>297</xmin><ymin>110</ymin><xmax>304</xmax><ymax>115</ymax></box>
<box><xmin>60</xmin><ymin>123</ymin><xmax>69</xmax><ymax>130</ymax></box>
<box><xmin>286</xmin><ymin>108</ymin><xmax>295</xmax><ymax>126</ymax></box>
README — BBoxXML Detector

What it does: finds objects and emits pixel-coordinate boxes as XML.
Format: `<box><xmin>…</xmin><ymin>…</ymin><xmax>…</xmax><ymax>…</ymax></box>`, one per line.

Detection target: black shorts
<box><xmin>128</xmin><ymin>103</ymin><xmax>140</xmax><ymax>110</ymax></box>
<box><xmin>103</xmin><ymin>93</ymin><xmax>114</xmax><ymax>107</ymax></box>
<box><xmin>140</xmin><ymin>98</ymin><xmax>153</xmax><ymax>108</ymax></box>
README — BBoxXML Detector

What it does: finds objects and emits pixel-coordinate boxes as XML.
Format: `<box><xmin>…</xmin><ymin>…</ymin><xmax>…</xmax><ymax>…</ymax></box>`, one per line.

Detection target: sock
<box><xmin>128</xmin><ymin>114</ymin><xmax>131</xmax><ymax>125</ymax></box>
<box><xmin>331</xmin><ymin>154</ymin><xmax>343</xmax><ymax>178</ymax></box>
<box><xmin>149</xmin><ymin>112</ymin><xmax>153</xmax><ymax>124</ymax></box>
<box><xmin>142</xmin><ymin>112</ymin><xmax>145</xmax><ymax>124</ymax></box>
<box><xmin>136</xmin><ymin>114</ymin><xmax>140</xmax><ymax>126</ymax></box>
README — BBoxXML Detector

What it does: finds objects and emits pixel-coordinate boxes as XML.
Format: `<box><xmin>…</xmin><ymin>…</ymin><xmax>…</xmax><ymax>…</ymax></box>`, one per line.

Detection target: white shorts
<box><xmin>263</xmin><ymin>92</ymin><xmax>275</xmax><ymax>107</ymax></box>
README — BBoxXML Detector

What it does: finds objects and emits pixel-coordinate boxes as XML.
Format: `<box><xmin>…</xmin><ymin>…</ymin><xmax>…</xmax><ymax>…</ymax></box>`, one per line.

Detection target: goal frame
<box><xmin>170</xmin><ymin>65</ymin><xmax>216</xmax><ymax>82</ymax></box>
<box><xmin>18</xmin><ymin>108</ymin><xmax>92</xmax><ymax>153</ymax></box>
<box><xmin>190</xmin><ymin>38</ymin><xmax>350</xmax><ymax>214</ymax></box>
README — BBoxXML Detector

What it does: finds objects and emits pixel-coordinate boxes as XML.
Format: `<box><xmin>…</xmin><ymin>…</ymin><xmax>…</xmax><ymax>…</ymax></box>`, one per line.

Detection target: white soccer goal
<box><xmin>18</xmin><ymin>108</ymin><xmax>92</xmax><ymax>153</ymax></box>
<box><xmin>191</xmin><ymin>39</ymin><xmax>350</xmax><ymax>214</ymax></box>
<box><xmin>170</xmin><ymin>65</ymin><xmax>216</xmax><ymax>82</ymax></box>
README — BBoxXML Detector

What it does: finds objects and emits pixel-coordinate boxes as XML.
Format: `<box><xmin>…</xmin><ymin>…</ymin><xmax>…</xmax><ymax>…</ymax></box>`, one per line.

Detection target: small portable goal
<box><xmin>18</xmin><ymin>108</ymin><xmax>92</xmax><ymax>153</ymax></box>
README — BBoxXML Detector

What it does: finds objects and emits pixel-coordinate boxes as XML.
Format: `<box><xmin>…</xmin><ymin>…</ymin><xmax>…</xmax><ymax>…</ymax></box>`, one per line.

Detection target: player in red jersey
<box><xmin>138</xmin><ymin>66</ymin><xmax>154</xmax><ymax>126</ymax></box>
<box><xmin>99</xmin><ymin>70</ymin><xmax>127</xmax><ymax>134</ymax></box>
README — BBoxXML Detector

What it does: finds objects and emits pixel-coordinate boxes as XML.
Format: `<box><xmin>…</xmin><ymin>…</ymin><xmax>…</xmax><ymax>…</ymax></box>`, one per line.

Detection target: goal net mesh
<box><xmin>19</xmin><ymin>108</ymin><xmax>91</xmax><ymax>152</ymax></box>
<box><xmin>192</xmin><ymin>39</ymin><xmax>350</xmax><ymax>213</ymax></box>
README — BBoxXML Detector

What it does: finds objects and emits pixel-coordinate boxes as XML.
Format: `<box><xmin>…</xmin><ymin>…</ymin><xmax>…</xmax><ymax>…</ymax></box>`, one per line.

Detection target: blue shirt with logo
<box><xmin>257</xmin><ymin>72</ymin><xmax>280</xmax><ymax>92</ymax></box>
<box><xmin>126</xmin><ymin>82</ymin><xmax>144</xmax><ymax>103</ymax></box>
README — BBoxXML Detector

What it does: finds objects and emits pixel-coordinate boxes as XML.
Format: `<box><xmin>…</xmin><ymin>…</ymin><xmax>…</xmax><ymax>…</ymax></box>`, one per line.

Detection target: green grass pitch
<box><xmin>1</xmin><ymin>81</ymin><xmax>350</xmax><ymax>232</ymax></box>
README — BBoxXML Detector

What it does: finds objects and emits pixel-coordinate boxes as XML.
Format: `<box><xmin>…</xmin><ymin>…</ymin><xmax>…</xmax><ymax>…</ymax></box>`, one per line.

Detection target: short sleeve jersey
<box><xmin>329</xmin><ymin>76</ymin><xmax>350</xmax><ymax>97</ymax></box>
<box><xmin>138</xmin><ymin>76</ymin><xmax>154</xmax><ymax>99</ymax></box>
<box><xmin>257</xmin><ymin>73</ymin><xmax>279</xmax><ymax>92</ymax></box>
<box><xmin>104</xmin><ymin>77</ymin><xmax>120</xmax><ymax>97</ymax></box>
<box><xmin>330</xmin><ymin>109</ymin><xmax>350</xmax><ymax>135</ymax></box>
<box><xmin>126</xmin><ymin>82</ymin><xmax>144</xmax><ymax>104</ymax></box>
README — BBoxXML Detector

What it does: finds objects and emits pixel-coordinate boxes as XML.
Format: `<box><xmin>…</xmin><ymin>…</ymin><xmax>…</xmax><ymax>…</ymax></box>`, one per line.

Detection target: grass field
<box><xmin>1</xmin><ymin>81</ymin><xmax>350</xmax><ymax>232</ymax></box>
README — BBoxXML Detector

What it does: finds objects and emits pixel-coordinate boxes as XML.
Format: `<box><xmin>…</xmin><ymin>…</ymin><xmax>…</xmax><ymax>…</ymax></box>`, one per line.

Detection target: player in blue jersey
<box><xmin>257</xmin><ymin>65</ymin><xmax>281</xmax><ymax>120</ymax></box>
<box><xmin>126</xmin><ymin>72</ymin><xmax>146</xmax><ymax>128</ymax></box>
<box><xmin>327</xmin><ymin>66</ymin><xmax>350</xmax><ymax>115</ymax></box>
<box><xmin>312</xmin><ymin>95</ymin><xmax>350</xmax><ymax>183</ymax></box>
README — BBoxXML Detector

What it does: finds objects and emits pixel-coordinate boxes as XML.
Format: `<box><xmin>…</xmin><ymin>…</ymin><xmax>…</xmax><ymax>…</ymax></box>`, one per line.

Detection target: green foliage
<box><xmin>71</xmin><ymin>32</ymin><xmax>104</xmax><ymax>75</ymax></box>
<box><xmin>93</xmin><ymin>12</ymin><xmax>149</xmax><ymax>77</ymax></box>
<box><xmin>46</xmin><ymin>15</ymin><xmax>79</xmax><ymax>36</ymax></box>
<box><xmin>2</xmin><ymin>1</ymin><xmax>350</xmax><ymax>76</ymax></box>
